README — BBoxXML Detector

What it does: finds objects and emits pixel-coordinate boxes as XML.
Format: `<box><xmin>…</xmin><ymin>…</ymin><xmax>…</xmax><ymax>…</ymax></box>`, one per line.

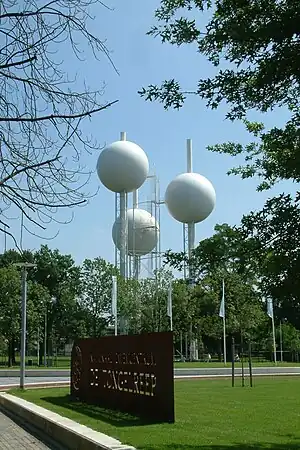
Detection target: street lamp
<box><xmin>13</xmin><ymin>262</ymin><xmax>36</xmax><ymax>389</ymax></box>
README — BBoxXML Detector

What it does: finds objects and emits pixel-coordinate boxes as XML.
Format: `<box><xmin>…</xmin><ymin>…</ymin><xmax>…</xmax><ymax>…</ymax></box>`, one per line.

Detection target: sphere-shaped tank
<box><xmin>96</xmin><ymin>140</ymin><xmax>149</xmax><ymax>193</ymax></box>
<box><xmin>112</xmin><ymin>208</ymin><xmax>159</xmax><ymax>256</ymax></box>
<box><xmin>165</xmin><ymin>172</ymin><xmax>216</xmax><ymax>223</ymax></box>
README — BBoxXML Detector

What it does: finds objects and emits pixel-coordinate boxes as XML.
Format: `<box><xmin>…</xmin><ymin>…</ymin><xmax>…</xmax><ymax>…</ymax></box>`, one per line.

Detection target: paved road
<box><xmin>1</xmin><ymin>366</ymin><xmax>300</xmax><ymax>378</ymax></box>
<box><xmin>0</xmin><ymin>377</ymin><xmax>69</xmax><ymax>388</ymax></box>
<box><xmin>0</xmin><ymin>371</ymin><xmax>69</xmax><ymax>378</ymax></box>
<box><xmin>1</xmin><ymin>366</ymin><xmax>300</xmax><ymax>388</ymax></box>
<box><xmin>0</xmin><ymin>410</ymin><xmax>54</xmax><ymax>449</ymax></box>
<box><xmin>174</xmin><ymin>366</ymin><xmax>300</xmax><ymax>377</ymax></box>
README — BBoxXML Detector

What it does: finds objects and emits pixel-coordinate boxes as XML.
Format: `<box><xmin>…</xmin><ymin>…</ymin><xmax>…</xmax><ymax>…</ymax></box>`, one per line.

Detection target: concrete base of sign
<box><xmin>0</xmin><ymin>393</ymin><xmax>136</xmax><ymax>450</ymax></box>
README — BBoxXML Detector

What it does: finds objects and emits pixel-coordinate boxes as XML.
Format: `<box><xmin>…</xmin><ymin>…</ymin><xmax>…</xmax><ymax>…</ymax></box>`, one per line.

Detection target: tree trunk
<box><xmin>12</xmin><ymin>338</ymin><xmax>16</xmax><ymax>366</ymax></box>
<box><xmin>7</xmin><ymin>337</ymin><xmax>16</xmax><ymax>367</ymax></box>
<box><xmin>39</xmin><ymin>341</ymin><xmax>43</xmax><ymax>366</ymax></box>
<box><xmin>93</xmin><ymin>317</ymin><xmax>97</xmax><ymax>338</ymax></box>
<box><xmin>7</xmin><ymin>341</ymin><xmax>11</xmax><ymax>367</ymax></box>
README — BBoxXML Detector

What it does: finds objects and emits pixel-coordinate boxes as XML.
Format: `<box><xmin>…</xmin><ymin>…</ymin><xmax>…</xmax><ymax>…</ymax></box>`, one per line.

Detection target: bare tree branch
<box><xmin>0</xmin><ymin>0</ymin><xmax>117</xmax><ymax>244</ymax></box>
<box><xmin>0</xmin><ymin>156</ymin><xmax>59</xmax><ymax>185</ymax></box>
<box><xmin>0</xmin><ymin>55</ymin><xmax>37</xmax><ymax>70</ymax></box>
<box><xmin>0</xmin><ymin>100</ymin><xmax>118</xmax><ymax>122</ymax></box>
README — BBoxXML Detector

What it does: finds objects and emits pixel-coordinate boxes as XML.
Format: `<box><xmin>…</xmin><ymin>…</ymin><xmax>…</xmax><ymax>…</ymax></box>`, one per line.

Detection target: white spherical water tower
<box><xmin>96</xmin><ymin>132</ymin><xmax>149</xmax><ymax>278</ymax></box>
<box><xmin>165</xmin><ymin>138</ymin><xmax>216</xmax><ymax>285</ymax></box>
<box><xmin>165</xmin><ymin>172</ymin><xmax>216</xmax><ymax>224</ymax></box>
<box><xmin>112</xmin><ymin>208</ymin><xmax>159</xmax><ymax>278</ymax></box>
<box><xmin>112</xmin><ymin>208</ymin><xmax>159</xmax><ymax>256</ymax></box>
<box><xmin>97</xmin><ymin>139</ymin><xmax>149</xmax><ymax>194</ymax></box>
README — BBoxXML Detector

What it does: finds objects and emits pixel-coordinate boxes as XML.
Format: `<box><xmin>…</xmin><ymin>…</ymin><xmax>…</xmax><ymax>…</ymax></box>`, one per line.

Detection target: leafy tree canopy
<box><xmin>141</xmin><ymin>0</ymin><xmax>300</xmax><ymax>189</ymax></box>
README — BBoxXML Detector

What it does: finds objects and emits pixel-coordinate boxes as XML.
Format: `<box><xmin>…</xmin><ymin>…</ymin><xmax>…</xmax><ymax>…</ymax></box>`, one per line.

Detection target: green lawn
<box><xmin>11</xmin><ymin>377</ymin><xmax>300</xmax><ymax>449</ymax></box>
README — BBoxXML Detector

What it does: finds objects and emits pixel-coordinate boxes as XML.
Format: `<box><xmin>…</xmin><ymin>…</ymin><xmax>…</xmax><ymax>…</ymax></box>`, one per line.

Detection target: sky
<box><xmin>4</xmin><ymin>0</ymin><xmax>294</xmax><ymax>267</ymax></box>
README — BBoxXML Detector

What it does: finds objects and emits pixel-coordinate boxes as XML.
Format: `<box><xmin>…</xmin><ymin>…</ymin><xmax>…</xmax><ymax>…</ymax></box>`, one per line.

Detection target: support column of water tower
<box><xmin>97</xmin><ymin>132</ymin><xmax>160</xmax><ymax>334</ymax></box>
<box><xmin>165</xmin><ymin>139</ymin><xmax>216</xmax><ymax>361</ymax></box>
<box><xmin>96</xmin><ymin>132</ymin><xmax>149</xmax><ymax>333</ymax></box>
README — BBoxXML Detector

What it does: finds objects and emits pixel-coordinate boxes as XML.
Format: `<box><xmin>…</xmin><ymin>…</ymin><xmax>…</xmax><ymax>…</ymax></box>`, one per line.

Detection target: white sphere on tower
<box><xmin>112</xmin><ymin>208</ymin><xmax>159</xmax><ymax>256</ymax></box>
<box><xmin>96</xmin><ymin>140</ymin><xmax>149</xmax><ymax>193</ymax></box>
<box><xmin>165</xmin><ymin>172</ymin><xmax>216</xmax><ymax>223</ymax></box>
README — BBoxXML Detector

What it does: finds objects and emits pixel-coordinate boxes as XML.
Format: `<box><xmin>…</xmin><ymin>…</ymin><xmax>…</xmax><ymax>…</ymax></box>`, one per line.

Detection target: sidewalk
<box><xmin>0</xmin><ymin>410</ymin><xmax>52</xmax><ymax>449</ymax></box>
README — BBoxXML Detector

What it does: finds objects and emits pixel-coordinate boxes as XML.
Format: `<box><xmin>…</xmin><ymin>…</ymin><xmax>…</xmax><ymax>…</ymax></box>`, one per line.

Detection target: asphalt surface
<box><xmin>1</xmin><ymin>366</ymin><xmax>300</xmax><ymax>388</ymax></box>
<box><xmin>174</xmin><ymin>366</ymin><xmax>300</xmax><ymax>377</ymax></box>
<box><xmin>0</xmin><ymin>377</ymin><xmax>69</xmax><ymax>387</ymax></box>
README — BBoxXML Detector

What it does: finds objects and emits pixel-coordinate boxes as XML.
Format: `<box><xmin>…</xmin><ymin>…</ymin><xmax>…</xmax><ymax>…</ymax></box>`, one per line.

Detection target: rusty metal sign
<box><xmin>71</xmin><ymin>331</ymin><xmax>174</xmax><ymax>423</ymax></box>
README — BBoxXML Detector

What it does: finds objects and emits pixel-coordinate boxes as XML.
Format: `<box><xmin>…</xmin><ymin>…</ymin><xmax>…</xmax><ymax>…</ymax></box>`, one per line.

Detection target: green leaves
<box><xmin>0</xmin><ymin>266</ymin><xmax>21</xmax><ymax>339</ymax></box>
<box><xmin>79</xmin><ymin>257</ymin><xmax>115</xmax><ymax>337</ymax></box>
<box><xmin>241</xmin><ymin>194</ymin><xmax>300</xmax><ymax>329</ymax></box>
<box><xmin>148</xmin><ymin>18</ymin><xmax>201</xmax><ymax>44</ymax></box>
<box><xmin>146</xmin><ymin>0</ymin><xmax>300</xmax><ymax>113</ymax></box>
<box><xmin>163</xmin><ymin>223</ymin><xmax>266</xmax><ymax>341</ymax></box>
<box><xmin>209</xmin><ymin>115</ymin><xmax>300</xmax><ymax>189</ymax></box>
<box><xmin>33</xmin><ymin>245</ymin><xmax>80</xmax><ymax>299</ymax></box>
<box><xmin>139</xmin><ymin>80</ymin><xmax>186</xmax><ymax>109</ymax></box>
<box><xmin>143</xmin><ymin>0</ymin><xmax>300</xmax><ymax>190</ymax></box>
<box><xmin>0</xmin><ymin>221</ymin><xmax>299</xmax><ymax>357</ymax></box>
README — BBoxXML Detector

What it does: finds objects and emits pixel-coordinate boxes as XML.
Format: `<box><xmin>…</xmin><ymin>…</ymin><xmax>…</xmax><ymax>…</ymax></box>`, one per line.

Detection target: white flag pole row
<box><xmin>219</xmin><ymin>279</ymin><xmax>227</xmax><ymax>365</ymax></box>
<box><xmin>112</xmin><ymin>275</ymin><xmax>118</xmax><ymax>336</ymax></box>
<box><xmin>267</xmin><ymin>297</ymin><xmax>277</xmax><ymax>365</ymax></box>
<box><xmin>167</xmin><ymin>281</ymin><xmax>173</xmax><ymax>331</ymax></box>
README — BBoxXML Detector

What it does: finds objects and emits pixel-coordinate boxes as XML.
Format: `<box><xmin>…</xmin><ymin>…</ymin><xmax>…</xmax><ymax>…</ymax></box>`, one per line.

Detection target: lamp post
<box><xmin>13</xmin><ymin>262</ymin><xmax>36</xmax><ymax>389</ymax></box>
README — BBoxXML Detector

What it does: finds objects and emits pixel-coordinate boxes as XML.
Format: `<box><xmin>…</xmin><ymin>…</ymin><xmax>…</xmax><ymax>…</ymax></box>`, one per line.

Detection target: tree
<box><xmin>279</xmin><ymin>322</ymin><xmax>300</xmax><ymax>354</ymax></box>
<box><xmin>33</xmin><ymin>245</ymin><xmax>80</xmax><ymax>297</ymax></box>
<box><xmin>141</xmin><ymin>0</ymin><xmax>300</xmax><ymax>190</ymax></box>
<box><xmin>26</xmin><ymin>281</ymin><xmax>51</xmax><ymax>359</ymax></box>
<box><xmin>0</xmin><ymin>246</ymin><xmax>81</xmax><ymax>362</ymax></box>
<box><xmin>194</xmin><ymin>272</ymin><xmax>265</xmax><ymax>356</ymax></box>
<box><xmin>171</xmin><ymin>279</ymin><xmax>194</xmax><ymax>338</ymax></box>
<box><xmin>164</xmin><ymin>223</ymin><xmax>260</xmax><ymax>284</ymax></box>
<box><xmin>164</xmin><ymin>224</ymin><xmax>266</xmax><ymax>352</ymax></box>
<box><xmin>143</xmin><ymin>2</ymin><xmax>300</xmax><ymax>332</ymax></box>
<box><xmin>139</xmin><ymin>268</ymin><xmax>173</xmax><ymax>333</ymax></box>
<box><xmin>79</xmin><ymin>257</ymin><xmax>115</xmax><ymax>337</ymax></box>
<box><xmin>241</xmin><ymin>194</ymin><xmax>300</xmax><ymax>329</ymax></box>
<box><xmin>117</xmin><ymin>276</ymin><xmax>142</xmax><ymax>334</ymax></box>
<box><xmin>0</xmin><ymin>249</ymin><xmax>35</xmax><ymax>267</ymax></box>
<box><xmin>33</xmin><ymin>245</ymin><xmax>81</xmax><ymax>361</ymax></box>
<box><xmin>0</xmin><ymin>1</ymin><xmax>118</xmax><ymax>244</ymax></box>
<box><xmin>0</xmin><ymin>266</ymin><xmax>21</xmax><ymax>365</ymax></box>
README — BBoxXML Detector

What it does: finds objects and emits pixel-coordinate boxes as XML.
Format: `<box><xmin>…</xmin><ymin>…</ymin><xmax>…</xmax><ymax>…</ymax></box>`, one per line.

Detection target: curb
<box><xmin>0</xmin><ymin>393</ymin><xmax>136</xmax><ymax>450</ymax></box>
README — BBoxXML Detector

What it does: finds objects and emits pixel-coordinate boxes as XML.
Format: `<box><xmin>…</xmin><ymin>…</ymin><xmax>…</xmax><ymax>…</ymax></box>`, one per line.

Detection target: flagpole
<box><xmin>112</xmin><ymin>276</ymin><xmax>117</xmax><ymax>336</ymax></box>
<box><xmin>219</xmin><ymin>279</ymin><xmax>227</xmax><ymax>366</ymax></box>
<box><xmin>223</xmin><ymin>311</ymin><xmax>227</xmax><ymax>366</ymax></box>
<box><xmin>115</xmin><ymin>308</ymin><xmax>118</xmax><ymax>336</ymax></box>
<box><xmin>167</xmin><ymin>282</ymin><xmax>173</xmax><ymax>331</ymax></box>
<box><xmin>223</xmin><ymin>278</ymin><xmax>227</xmax><ymax>366</ymax></box>
<box><xmin>279</xmin><ymin>320</ymin><xmax>283</xmax><ymax>362</ymax></box>
<box><xmin>272</xmin><ymin>315</ymin><xmax>277</xmax><ymax>365</ymax></box>
<box><xmin>267</xmin><ymin>297</ymin><xmax>277</xmax><ymax>365</ymax></box>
